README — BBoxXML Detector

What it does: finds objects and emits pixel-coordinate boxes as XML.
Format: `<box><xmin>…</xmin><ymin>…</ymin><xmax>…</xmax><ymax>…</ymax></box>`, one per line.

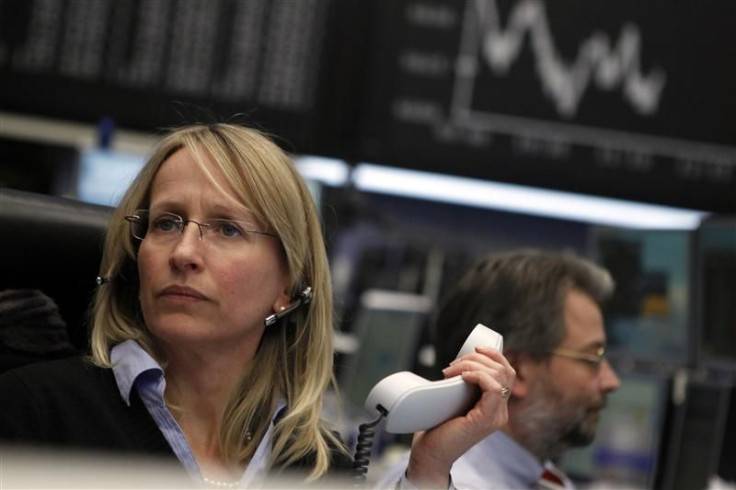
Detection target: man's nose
<box><xmin>599</xmin><ymin>359</ymin><xmax>621</xmax><ymax>393</ymax></box>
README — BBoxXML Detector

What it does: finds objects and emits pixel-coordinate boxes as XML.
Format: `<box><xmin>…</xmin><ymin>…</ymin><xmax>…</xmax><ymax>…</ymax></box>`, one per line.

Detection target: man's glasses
<box><xmin>125</xmin><ymin>210</ymin><xmax>276</xmax><ymax>249</ymax></box>
<box><xmin>548</xmin><ymin>345</ymin><xmax>607</xmax><ymax>368</ymax></box>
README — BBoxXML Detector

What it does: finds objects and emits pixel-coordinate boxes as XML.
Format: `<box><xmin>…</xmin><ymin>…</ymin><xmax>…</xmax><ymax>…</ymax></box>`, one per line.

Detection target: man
<box><xmin>377</xmin><ymin>249</ymin><xmax>620</xmax><ymax>489</ymax></box>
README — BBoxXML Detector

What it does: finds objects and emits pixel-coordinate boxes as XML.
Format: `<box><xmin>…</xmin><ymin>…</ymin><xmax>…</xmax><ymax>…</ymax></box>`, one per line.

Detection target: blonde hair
<box><xmin>90</xmin><ymin>124</ymin><xmax>344</xmax><ymax>479</ymax></box>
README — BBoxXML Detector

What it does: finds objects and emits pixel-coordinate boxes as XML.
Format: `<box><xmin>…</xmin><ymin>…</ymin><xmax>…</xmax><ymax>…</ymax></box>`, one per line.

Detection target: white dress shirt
<box><xmin>111</xmin><ymin>340</ymin><xmax>285</xmax><ymax>488</ymax></box>
<box><xmin>375</xmin><ymin>430</ymin><xmax>576</xmax><ymax>489</ymax></box>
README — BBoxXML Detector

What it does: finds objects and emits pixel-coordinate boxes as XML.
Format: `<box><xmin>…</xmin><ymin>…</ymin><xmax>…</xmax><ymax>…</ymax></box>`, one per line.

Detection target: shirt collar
<box><xmin>481</xmin><ymin>430</ymin><xmax>548</xmax><ymax>486</ymax></box>
<box><xmin>111</xmin><ymin>339</ymin><xmax>163</xmax><ymax>406</ymax></box>
<box><xmin>110</xmin><ymin>339</ymin><xmax>289</xmax><ymax>486</ymax></box>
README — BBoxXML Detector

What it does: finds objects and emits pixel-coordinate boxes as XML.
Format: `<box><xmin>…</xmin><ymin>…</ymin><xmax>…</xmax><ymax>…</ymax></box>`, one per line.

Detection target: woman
<box><xmin>0</xmin><ymin>124</ymin><xmax>514</xmax><ymax>488</ymax></box>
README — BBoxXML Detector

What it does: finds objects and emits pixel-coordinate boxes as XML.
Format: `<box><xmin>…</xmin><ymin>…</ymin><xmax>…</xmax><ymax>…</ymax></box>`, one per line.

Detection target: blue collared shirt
<box><xmin>111</xmin><ymin>340</ymin><xmax>284</xmax><ymax>488</ymax></box>
<box><xmin>376</xmin><ymin>431</ymin><xmax>575</xmax><ymax>489</ymax></box>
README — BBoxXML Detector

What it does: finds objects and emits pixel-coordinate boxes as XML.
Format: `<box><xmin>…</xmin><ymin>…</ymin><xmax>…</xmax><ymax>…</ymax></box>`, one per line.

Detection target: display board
<box><xmin>0</xmin><ymin>0</ymin><xmax>362</xmax><ymax>156</ymax></box>
<box><xmin>358</xmin><ymin>0</ymin><xmax>736</xmax><ymax>212</ymax></box>
<box><xmin>1</xmin><ymin>0</ymin><xmax>735</xmax><ymax>212</ymax></box>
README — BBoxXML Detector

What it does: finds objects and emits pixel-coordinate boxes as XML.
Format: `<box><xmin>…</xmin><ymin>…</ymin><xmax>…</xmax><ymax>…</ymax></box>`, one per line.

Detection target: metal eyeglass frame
<box><xmin>547</xmin><ymin>345</ymin><xmax>606</xmax><ymax>367</ymax></box>
<box><xmin>124</xmin><ymin>210</ymin><xmax>277</xmax><ymax>241</ymax></box>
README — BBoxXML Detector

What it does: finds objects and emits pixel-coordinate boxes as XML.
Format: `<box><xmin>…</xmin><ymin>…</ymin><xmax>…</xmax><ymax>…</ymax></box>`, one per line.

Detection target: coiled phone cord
<box><xmin>352</xmin><ymin>405</ymin><xmax>388</xmax><ymax>485</ymax></box>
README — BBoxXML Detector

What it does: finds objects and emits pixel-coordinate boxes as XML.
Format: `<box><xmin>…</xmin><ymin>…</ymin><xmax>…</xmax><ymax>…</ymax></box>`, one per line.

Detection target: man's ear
<box><xmin>504</xmin><ymin>351</ymin><xmax>535</xmax><ymax>399</ymax></box>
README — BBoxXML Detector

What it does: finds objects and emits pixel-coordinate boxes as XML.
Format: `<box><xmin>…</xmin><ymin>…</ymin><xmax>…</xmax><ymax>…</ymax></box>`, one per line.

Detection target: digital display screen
<box><xmin>559</xmin><ymin>373</ymin><xmax>669</xmax><ymax>488</ymax></box>
<box><xmin>357</xmin><ymin>0</ymin><xmax>736</xmax><ymax>212</ymax></box>
<box><xmin>1</xmin><ymin>0</ymin><xmax>734</xmax><ymax>211</ymax></box>
<box><xmin>697</xmin><ymin>219</ymin><xmax>736</xmax><ymax>369</ymax></box>
<box><xmin>77</xmin><ymin>149</ymin><xmax>146</xmax><ymax>206</ymax></box>
<box><xmin>0</xmin><ymin>0</ymin><xmax>355</xmax><ymax>157</ymax></box>
<box><xmin>339</xmin><ymin>289</ymin><xmax>432</xmax><ymax>411</ymax></box>
<box><xmin>593</xmin><ymin>227</ymin><xmax>692</xmax><ymax>364</ymax></box>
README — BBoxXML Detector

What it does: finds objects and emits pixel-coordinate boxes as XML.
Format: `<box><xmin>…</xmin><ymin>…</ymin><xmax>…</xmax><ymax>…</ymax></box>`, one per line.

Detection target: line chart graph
<box><xmin>459</xmin><ymin>0</ymin><xmax>667</xmax><ymax>118</ymax></box>
<box><xmin>359</xmin><ymin>0</ymin><xmax>736</xmax><ymax>210</ymax></box>
<box><xmin>446</xmin><ymin>0</ymin><xmax>735</xmax><ymax>174</ymax></box>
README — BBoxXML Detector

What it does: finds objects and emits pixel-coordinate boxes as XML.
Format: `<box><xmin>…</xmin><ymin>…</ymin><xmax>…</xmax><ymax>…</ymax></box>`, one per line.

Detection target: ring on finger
<box><xmin>501</xmin><ymin>386</ymin><xmax>510</xmax><ymax>400</ymax></box>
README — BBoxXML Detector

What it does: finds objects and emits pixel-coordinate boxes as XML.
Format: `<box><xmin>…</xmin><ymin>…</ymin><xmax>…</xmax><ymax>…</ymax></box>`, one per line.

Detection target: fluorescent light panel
<box><xmin>294</xmin><ymin>156</ymin><xmax>350</xmax><ymax>187</ymax></box>
<box><xmin>352</xmin><ymin>163</ymin><xmax>709</xmax><ymax>230</ymax></box>
<box><xmin>213</xmin><ymin>154</ymin><xmax>707</xmax><ymax>230</ymax></box>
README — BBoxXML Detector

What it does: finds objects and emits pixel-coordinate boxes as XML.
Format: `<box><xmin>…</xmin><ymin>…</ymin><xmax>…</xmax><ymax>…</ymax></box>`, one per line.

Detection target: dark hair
<box><xmin>433</xmin><ymin>249</ymin><xmax>614</xmax><ymax>369</ymax></box>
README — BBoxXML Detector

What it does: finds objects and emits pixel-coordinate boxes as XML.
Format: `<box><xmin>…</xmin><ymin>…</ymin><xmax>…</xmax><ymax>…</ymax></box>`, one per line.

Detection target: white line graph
<box><xmin>444</xmin><ymin>0</ymin><xmax>736</xmax><ymax>167</ymax></box>
<box><xmin>461</xmin><ymin>0</ymin><xmax>667</xmax><ymax>118</ymax></box>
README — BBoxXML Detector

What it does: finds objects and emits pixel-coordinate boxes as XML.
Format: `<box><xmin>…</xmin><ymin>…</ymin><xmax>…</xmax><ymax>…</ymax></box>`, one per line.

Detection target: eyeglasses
<box><xmin>548</xmin><ymin>345</ymin><xmax>607</xmax><ymax>367</ymax></box>
<box><xmin>125</xmin><ymin>210</ymin><xmax>277</xmax><ymax>249</ymax></box>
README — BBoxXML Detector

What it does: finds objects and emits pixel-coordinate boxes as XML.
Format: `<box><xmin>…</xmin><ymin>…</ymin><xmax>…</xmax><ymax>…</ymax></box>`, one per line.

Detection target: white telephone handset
<box><xmin>364</xmin><ymin>324</ymin><xmax>503</xmax><ymax>433</ymax></box>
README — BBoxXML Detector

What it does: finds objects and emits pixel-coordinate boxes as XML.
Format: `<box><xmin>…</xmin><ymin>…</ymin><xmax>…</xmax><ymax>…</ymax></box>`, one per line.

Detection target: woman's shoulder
<box><xmin>2</xmin><ymin>355</ymin><xmax>102</xmax><ymax>376</ymax></box>
<box><xmin>0</xmin><ymin>354</ymin><xmax>172</xmax><ymax>454</ymax></box>
<box><xmin>0</xmin><ymin>356</ymin><xmax>112</xmax><ymax>396</ymax></box>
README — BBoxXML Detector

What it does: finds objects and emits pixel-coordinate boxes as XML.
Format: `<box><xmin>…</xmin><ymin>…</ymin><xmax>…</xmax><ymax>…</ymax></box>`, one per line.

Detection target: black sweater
<box><xmin>0</xmin><ymin>357</ymin><xmax>353</xmax><ymax>484</ymax></box>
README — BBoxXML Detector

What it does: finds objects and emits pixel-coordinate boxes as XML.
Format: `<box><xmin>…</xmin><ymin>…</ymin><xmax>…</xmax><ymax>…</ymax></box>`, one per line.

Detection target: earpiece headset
<box><xmin>264</xmin><ymin>286</ymin><xmax>313</xmax><ymax>327</ymax></box>
<box><xmin>96</xmin><ymin>276</ymin><xmax>114</xmax><ymax>285</ymax></box>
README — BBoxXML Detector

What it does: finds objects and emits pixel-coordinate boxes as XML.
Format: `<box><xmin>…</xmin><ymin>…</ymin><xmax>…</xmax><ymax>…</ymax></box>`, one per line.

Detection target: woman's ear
<box><xmin>272</xmin><ymin>288</ymin><xmax>291</xmax><ymax>313</ymax></box>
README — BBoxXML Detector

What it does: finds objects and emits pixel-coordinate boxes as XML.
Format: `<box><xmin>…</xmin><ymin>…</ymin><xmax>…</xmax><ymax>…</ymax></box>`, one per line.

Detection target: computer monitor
<box><xmin>695</xmin><ymin>216</ymin><xmax>736</xmax><ymax>371</ymax></box>
<box><xmin>659</xmin><ymin>378</ymin><xmax>733</xmax><ymax>490</ymax></box>
<box><xmin>592</xmin><ymin>227</ymin><xmax>693</xmax><ymax>365</ymax></box>
<box><xmin>559</xmin><ymin>372</ymin><xmax>670</xmax><ymax>488</ymax></box>
<box><xmin>77</xmin><ymin>149</ymin><xmax>327</xmax><ymax>208</ymax></box>
<box><xmin>0</xmin><ymin>137</ymin><xmax>80</xmax><ymax>197</ymax></box>
<box><xmin>76</xmin><ymin>148</ymin><xmax>146</xmax><ymax>206</ymax></box>
<box><xmin>338</xmin><ymin>289</ymin><xmax>432</xmax><ymax>413</ymax></box>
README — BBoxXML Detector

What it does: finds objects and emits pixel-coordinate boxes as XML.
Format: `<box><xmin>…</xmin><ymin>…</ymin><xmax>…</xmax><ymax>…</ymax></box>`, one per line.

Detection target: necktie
<box><xmin>538</xmin><ymin>467</ymin><xmax>567</xmax><ymax>489</ymax></box>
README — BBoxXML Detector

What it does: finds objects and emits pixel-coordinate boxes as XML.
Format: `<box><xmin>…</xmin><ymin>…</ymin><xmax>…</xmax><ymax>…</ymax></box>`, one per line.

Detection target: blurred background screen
<box><xmin>559</xmin><ymin>372</ymin><xmax>670</xmax><ymax>489</ymax></box>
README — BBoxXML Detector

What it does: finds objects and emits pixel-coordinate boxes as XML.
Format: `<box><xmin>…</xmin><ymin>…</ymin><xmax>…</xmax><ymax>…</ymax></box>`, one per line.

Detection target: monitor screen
<box><xmin>357</xmin><ymin>0</ymin><xmax>736</xmax><ymax>212</ymax></box>
<box><xmin>559</xmin><ymin>372</ymin><xmax>669</xmax><ymax>488</ymax></box>
<box><xmin>0</xmin><ymin>137</ymin><xmax>79</xmax><ymax>196</ymax></box>
<box><xmin>3</xmin><ymin>0</ymin><xmax>735</xmax><ymax>212</ymax></box>
<box><xmin>0</xmin><ymin>0</ymin><xmax>356</xmax><ymax>158</ymax></box>
<box><xmin>592</xmin><ymin>227</ymin><xmax>693</xmax><ymax>364</ymax></box>
<box><xmin>76</xmin><ymin>148</ymin><xmax>146</xmax><ymax>206</ymax></box>
<box><xmin>338</xmin><ymin>289</ymin><xmax>432</xmax><ymax>412</ymax></box>
<box><xmin>76</xmin><ymin>149</ymin><xmax>327</xmax><ymax>208</ymax></box>
<box><xmin>696</xmin><ymin>218</ymin><xmax>736</xmax><ymax>370</ymax></box>
<box><xmin>660</xmin><ymin>379</ymin><xmax>733</xmax><ymax>490</ymax></box>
